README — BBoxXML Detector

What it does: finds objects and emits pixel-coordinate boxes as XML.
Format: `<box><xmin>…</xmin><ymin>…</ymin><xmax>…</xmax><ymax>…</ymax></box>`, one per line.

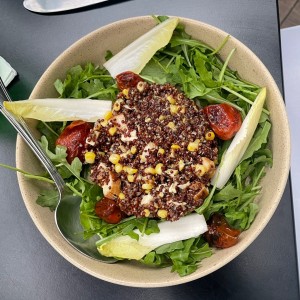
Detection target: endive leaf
<box><xmin>212</xmin><ymin>87</ymin><xmax>267</xmax><ymax>189</ymax></box>
<box><xmin>98</xmin><ymin>214</ymin><xmax>207</xmax><ymax>260</ymax></box>
<box><xmin>4</xmin><ymin>98</ymin><xmax>112</xmax><ymax>122</ymax></box>
<box><xmin>104</xmin><ymin>17</ymin><xmax>179</xmax><ymax>78</ymax></box>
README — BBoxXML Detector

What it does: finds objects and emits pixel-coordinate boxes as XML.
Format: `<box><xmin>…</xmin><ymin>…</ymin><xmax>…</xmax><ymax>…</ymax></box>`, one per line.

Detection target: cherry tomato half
<box><xmin>203</xmin><ymin>103</ymin><xmax>242</xmax><ymax>140</ymax></box>
<box><xmin>95</xmin><ymin>197</ymin><xmax>124</xmax><ymax>224</ymax></box>
<box><xmin>116</xmin><ymin>71</ymin><xmax>143</xmax><ymax>90</ymax></box>
<box><xmin>56</xmin><ymin>120</ymin><xmax>93</xmax><ymax>163</ymax></box>
<box><xmin>204</xmin><ymin>213</ymin><xmax>241</xmax><ymax>249</ymax></box>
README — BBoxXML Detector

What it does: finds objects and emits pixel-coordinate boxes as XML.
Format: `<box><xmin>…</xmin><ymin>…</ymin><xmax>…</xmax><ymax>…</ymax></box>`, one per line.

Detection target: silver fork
<box><xmin>0</xmin><ymin>78</ymin><xmax>116</xmax><ymax>262</ymax></box>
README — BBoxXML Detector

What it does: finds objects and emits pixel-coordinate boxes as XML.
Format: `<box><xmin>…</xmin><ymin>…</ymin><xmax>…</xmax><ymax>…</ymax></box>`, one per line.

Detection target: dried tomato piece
<box><xmin>95</xmin><ymin>197</ymin><xmax>124</xmax><ymax>224</ymax></box>
<box><xmin>204</xmin><ymin>213</ymin><xmax>241</xmax><ymax>248</ymax></box>
<box><xmin>116</xmin><ymin>71</ymin><xmax>143</xmax><ymax>90</ymax></box>
<box><xmin>56</xmin><ymin>120</ymin><xmax>93</xmax><ymax>163</ymax></box>
<box><xmin>203</xmin><ymin>103</ymin><xmax>242</xmax><ymax>140</ymax></box>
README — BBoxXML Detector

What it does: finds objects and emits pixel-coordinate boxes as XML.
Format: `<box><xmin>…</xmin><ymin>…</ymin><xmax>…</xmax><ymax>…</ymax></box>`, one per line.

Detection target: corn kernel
<box><xmin>178</xmin><ymin>160</ymin><xmax>185</xmax><ymax>171</ymax></box>
<box><xmin>113</xmin><ymin>101</ymin><xmax>121</xmax><ymax>111</ymax></box>
<box><xmin>114</xmin><ymin>163</ymin><xmax>123</xmax><ymax>173</ymax></box>
<box><xmin>187</xmin><ymin>140</ymin><xmax>199</xmax><ymax>152</ymax></box>
<box><xmin>142</xmin><ymin>183</ymin><xmax>153</xmax><ymax>190</ymax></box>
<box><xmin>123</xmin><ymin>166</ymin><xmax>138</xmax><ymax>174</ymax></box>
<box><xmin>119</xmin><ymin>192</ymin><xmax>125</xmax><ymax>200</ymax></box>
<box><xmin>145</xmin><ymin>167</ymin><xmax>156</xmax><ymax>175</ymax></box>
<box><xmin>158</xmin><ymin>115</ymin><xmax>166</xmax><ymax>121</ymax></box>
<box><xmin>130</xmin><ymin>146</ymin><xmax>137</xmax><ymax>154</ymax></box>
<box><xmin>167</xmin><ymin>122</ymin><xmax>175</xmax><ymax>129</ymax></box>
<box><xmin>84</xmin><ymin>152</ymin><xmax>96</xmax><ymax>164</ymax></box>
<box><xmin>170</xmin><ymin>104</ymin><xmax>179</xmax><ymax>114</ymax></box>
<box><xmin>144</xmin><ymin>209</ymin><xmax>150</xmax><ymax>217</ymax></box>
<box><xmin>137</xmin><ymin>81</ymin><xmax>146</xmax><ymax>92</ymax></box>
<box><xmin>159</xmin><ymin>192</ymin><xmax>164</xmax><ymax>198</ymax></box>
<box><xmin>103</xmin><ymin>110</ymin><xmax>113</xmax><ymax>121</ymax></box>
<box><xmin>145</xmin><ymin>117</ymin><xmax>151</xmax><ymax>122</ymax></box>
<box><xmin>100</xmin><ymin>119</ymin><xmax>108</xmax><ymax>127</ymax></box>
<box><xmin>157</xmin><ymin>209</ymin><xmax>168</xmax><ymax>219</ymax></box>
<box><xmin>158</xmin><ymin>148</ymin><xmax>165</xmax><ymax>155</ymax></box>
<box><xmin>108</xmin><ymin>126</ymin><xmax>117</xmax><ymax>136</ymax></box>
<box><xmin>109</xmin><ymin>153</ymin><xmax>120</xmax><ymax>164</ymax></box>
<box><xmin>180</xmin><ymin>106</ymin><xmax>186</xmax><ymax>114</ymax></box>
<box><xmin>140</xmin><ymin>155</ymin><xmax>147</xmax><ymax>163</ymax></box>
<box><xmin>155</xmin><ymin>163</ymin><xmax>163</xmax><ymax>175</ymax></box>
<box><xmin>205</xmin><ymin>131</ymin><xmax>215</xmax><ymax>140</ymax></box>
<box><xmin>127</xmin><ymin>174</ymin><xmax>135</xmax><ymax>182</ymax></box>
<box><xmin>166</xmin><ymin>95</ymin><xmax>176</xmax><ymax>104</ymax></box>
<box><xmin>171</xmin><ymin>144</ymin><xmax>180</xmax><ymax>150</ymax></box>
<box><xmin>194</xmin><ymin>164</ymin><xmax>206</xmax><ymax>176</ymax></box>
<box><xmin>122</xmin><ymin>89</ymin><xmax>129</xmax><ymax>98</ymax></box>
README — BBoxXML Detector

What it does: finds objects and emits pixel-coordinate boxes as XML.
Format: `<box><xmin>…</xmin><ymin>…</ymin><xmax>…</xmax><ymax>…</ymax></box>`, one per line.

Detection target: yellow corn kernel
<box><xmin>158</xmin><ymin>148</ymin><xmax>165</xmax><ymax>155</ymax></box>
<box><xmin>155</xmin><ymin>163</ymin><xmax>163</xmax><ymax>175</ymax></box>
<box><xmin>103</xmin><ymin>110</ymin><xmax>113</xmax><ymax>121</ymax></box>
<box><xmin>205</xmin><ymin>131</ymin><xmax>215</xmax><ymax>140</ymax></box>
<box><xmin>122</xmin><ymin>89</ymin><xmax>129</xmax><ymax>98</ymax></box>
<box><xmin>119</xmin><ymin>192</ymin><xmax>125</xmax><ymax>200</ymax></box>
<box><xmin>170</xmin><ymin>104</ymin><xmax>179</xmax><ymax>114</ymax></box>
<box><xmin>167</xmin><ymin>122</ymin><xmax>175</xmax><ymax>129</ymax></box>
<box><xmin>84</xmin><ymin>152</ymin><xmax>96</xmax><ymax>164</ymax></box>
<box><xmin>127</xmin><ymin>174</ymin><xmax>135</xmax><ymax>182</ymax></box>
<box><xmin>171</xmin><ymin>144</ymin><xmax>180</xmax><ymax>150</ymax></box>
<box><xmin>158</xmin><ymin>115</ymin><xmax>166</xmax><ymax>121</ymax></box>
<box><xmin>194</xmin><ymin>164</ymin><xmax>206</xmax><ymax>176</ymax></box>
<box><xmin>157</xmin><ymin>209</ymin><xmax>168</xmax><ymax>219</ymax></box>
<box><xmin>166</xmin><ymin>95</ymin><xmax>176</xmax><ymax>104</ymax></box>
<box><xmin>130</xmin><ymin>146</ymin><xmax>137</xmax><ymax>154</ymax></box>
<box><xmin>114</xmin><ymin>163</ymin><xmax>123</xmax><ymax>173</ymax></box>
<box><xmin>113</xmin><ymin>101</ymin><xmax>121</xmax><ymax>111</ymax></box>
<box><xmin>140</xmin><ymin>155</ymin><xmax>146</xmax><ymax>163</ymax></box>
<box><xmin>159</xmin><ymin>192</ymin><xmax>164</xmax><ymax>198</ymax></box>
<box><xmin>187</xmin><ymin>140</ymin><xmax>200</xmax><ymax>152</ymax></box>
<box><xmin>144</xmin><ymin>209</ymin><xmax>150</xmax><ymax>217</ymax></box>
<box><xmin>180</xmin><ymin>106</ymin><xmax>186</xmax><ymax>114</ymax></box>
<box><xmin>123</xmin><ymin>166</ymin><xmax>138</xmax><ymax>174</ymax></box>
<box><xmin>109</xmin><ymin>153</ymin><xmax>120</xmax><ymax>164</ymax></box>
<box><xmin>178</xmin><ymin>160</ymin><xmax>185</xmax><ymax>171</ymax></box>
<box><xmin>108</xmin><ymin>126</ymin><xmax>117</xmax><ymax>136</ymax></box>
<box><xmin>145</xmin><ymin>167</ymin><xmax>156</xmax><ymax>175</ymax></box>
<box><xmin>100</xmin><ymin>119</ymin><xmax>108</xmax><ymax>127</ymax></box>
<box><xmin>142</xmin><ymin>183</ymin><xmax>153</xmax><ymax>190</ymax></box>
<box><xmin>145</xmin><ymin>117</ymin><xmax>151</xmax><ymax>122</ymax></box>
<box><xmin>137</xmin><ymin>81</ymin><xmax>146</xmax><ymax>92</ymax></box>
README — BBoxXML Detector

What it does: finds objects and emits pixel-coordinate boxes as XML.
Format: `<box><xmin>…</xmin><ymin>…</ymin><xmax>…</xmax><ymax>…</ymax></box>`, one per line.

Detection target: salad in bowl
<box><xmin>4</xmin><ymin>16</ymin><xmax>289</xmax><ymax>286</ymax></box>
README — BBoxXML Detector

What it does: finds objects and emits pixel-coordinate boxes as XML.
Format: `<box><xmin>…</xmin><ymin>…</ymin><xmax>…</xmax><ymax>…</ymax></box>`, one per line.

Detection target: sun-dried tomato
<box><xmin>95</xmin><ymin>197</ymin><xmax>123</xmax><ymax>224</ymax></box>
<box><xmin>56</xmin><ymin>120</ymin><xmax>92</xmax><ymax>163</ymax></box>
<box><xmin>116</xmin><ymin>71</ymin><xmax>143</xmax><ymax>90</ymax></box>
<box><xmin>204</xmin><ymin>213</ymin><xmax>241</xmax><ymax>248</ymax></box>
<box><xmin>203</xmin><ymin>103</ymin><xmax>242</xmax><ymax>140</ymax></box>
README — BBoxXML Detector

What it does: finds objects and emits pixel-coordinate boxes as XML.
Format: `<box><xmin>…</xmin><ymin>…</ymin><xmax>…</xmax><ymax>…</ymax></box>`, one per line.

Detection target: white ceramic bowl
<box><xmin>15</xmin><ymin>16</ymin><xmax>290</xmax><ymax>287</ymax></box>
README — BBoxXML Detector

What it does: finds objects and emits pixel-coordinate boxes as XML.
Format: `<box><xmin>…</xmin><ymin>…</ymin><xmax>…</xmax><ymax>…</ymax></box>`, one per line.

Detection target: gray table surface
<box><xmin>0</xmin><ymin>0</ymin><xmax>299</xmax><ymax>299</ymax></box>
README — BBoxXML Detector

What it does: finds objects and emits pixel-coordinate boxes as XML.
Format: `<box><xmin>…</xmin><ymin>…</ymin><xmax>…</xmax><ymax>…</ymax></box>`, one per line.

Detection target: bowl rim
<box><xmin>15</xmin><ymin>15</ymin><xmax>290</xmax><ymax>287</ymax></box>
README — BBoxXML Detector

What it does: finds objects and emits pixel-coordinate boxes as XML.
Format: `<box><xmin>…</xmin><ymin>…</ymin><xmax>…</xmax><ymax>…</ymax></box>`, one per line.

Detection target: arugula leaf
<box><xmin>241</xmin><ymin>121</ymin><xmax>271</xmax><ymax>162</ymax></box>
<box><xmin>54</xmin><ymin>62</ymin><xmax>118</xmax><ymax>100</ymax></box>
<box><xmin>141</xmin><ymin>237</ymin><xmax>212</xmax><ymax>276</ymax></box>
<box><xmin>36</xmin><ymin>190</ymin><xmax>59</xmax><ymax>211</ymax></box>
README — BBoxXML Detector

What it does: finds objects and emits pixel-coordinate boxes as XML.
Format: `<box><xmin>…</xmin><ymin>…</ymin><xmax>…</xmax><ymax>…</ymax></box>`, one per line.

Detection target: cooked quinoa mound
<box><xmin>85</xmin><ymin>82</ymin><xmax>218</xmax><ymax>221</ymax></box>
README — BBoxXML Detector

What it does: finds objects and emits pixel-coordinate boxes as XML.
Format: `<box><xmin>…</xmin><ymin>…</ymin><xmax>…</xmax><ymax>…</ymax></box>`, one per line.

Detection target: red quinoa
<box><xmin>85</xmin><ymin>82</ymin><xmax>218</xmax><ymax>221</ymax></box>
